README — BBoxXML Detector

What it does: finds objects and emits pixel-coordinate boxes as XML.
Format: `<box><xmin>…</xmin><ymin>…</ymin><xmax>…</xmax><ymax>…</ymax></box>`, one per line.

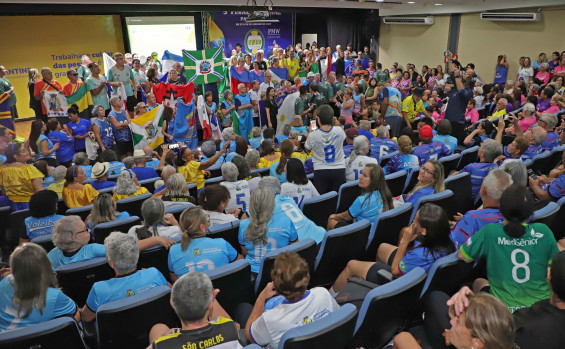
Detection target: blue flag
<box><xmin>174</xmin><ymin>99</ymin><xmax>198</xmax><ymax>149</ymax></box>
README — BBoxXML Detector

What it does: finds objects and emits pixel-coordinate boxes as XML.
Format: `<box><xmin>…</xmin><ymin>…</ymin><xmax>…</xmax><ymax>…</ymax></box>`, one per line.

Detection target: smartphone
<box><xmin>527</xmin><ymin>169</ymin><xmax>538</xmax><ymax>180</ymax></box>
<box><xmin>310</xmin><ymin>120</ymin><xmax>317</xmax><ymax>131</ymax></box>
<box><xmin>169</xmin><ymin>144</ymin><xmax>179</xmax><ymax>149</ymax></box>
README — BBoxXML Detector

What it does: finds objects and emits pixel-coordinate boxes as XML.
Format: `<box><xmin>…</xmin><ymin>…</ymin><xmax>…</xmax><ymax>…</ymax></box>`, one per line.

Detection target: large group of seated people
<box><xmin>1</xmin><ymin>44</ymin><xmax>565</xmax><ymax>349</ymax></box>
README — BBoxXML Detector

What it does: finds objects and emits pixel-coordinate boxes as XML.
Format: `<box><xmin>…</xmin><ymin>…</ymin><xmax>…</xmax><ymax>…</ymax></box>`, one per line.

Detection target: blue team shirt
<box><xmin>239</xmin><ymin>214</ymin><xmax>299</xmax><ymax>273</ymax></box>
<box><xmin>24</xmin><ymin>214</ymin><xmax>64</xmax><ymax>240</ymax></box>
<box><xmin>348</xmin><ymin>191</ymin><xmax>384</xmax><ymax>228</ymax></box>
<box><xmin>398</xmin><ymin>241</ymin><xmax>451</xmax><ymax>275</ymax></box>
<box><xmin>146</xmin><ymin>159</ymin><xmax>160</xmax><ymax>170</ymax></box>
<box><xmin>86</xmin><ymin>268</ymin><xmax>167</xmax><ymax>312</ymax></box>
<box><xmin>47</xmin><ymin>130</ymin><xmax>74</xmax><ymax>163</ymax></box>
<box><xmin>413</xmin><ymin>141</ymin><xmax>451</xmax><ymax>165</ymax></box>
<box><xmin>67</xmin><ymin>118</ymin><xmax>91</xmax><ymax>150</ymax></box>
<box><xmin>79</xmin><ymin>165</ymin><xmax>92</xmax><ymax>179</ymax></box>
<box><xmin>468</xmin><ymin>135</ymin><xmax>489</xmax><ymax>147</ymax></box>
<box><xmin>90</xmin><ymin>180</ymin><xmax>116</xmax><ymax>191</ymax></box>
<box><xmin>546</xmin><ymin>174</ymin><xmax>565</xmax><ymax>199</ymax></box>
<box><xmin>269</xmin><ymin>162</ymin><xmax>287</xmax><ymax>184</ymax></box>
<box><xmin>108</xmin><ymin>161</ymin><xmax>124</xmax><ymax>176</ymax></box>
<box><xmin>167</xmin><ymin>237</ymin><xmax>237</xmax><ymax>278</ymax></box>
<box><xmin>433</xmin><ymin>135</ymin><xmax>457</xmax><ymax>154</ymax></box>
<box><xmin>43</xmin><ymin>176</ymin><xmax>54</xmax><ymax>189</ymax></box>
<box><xmin>404</xmin><ymin>186</ymin><xmax>434</xmax><ymax>205</ymax></box>
<box><xmin>220</xmin><ymin>140</ymin><xmax>237</xmax><ymax>153</ymax></box>
<box><xmin>109</xmin><ymin>109</ymin><xmax>132</xmax><ymax>142</ymax></box>
<box><xmin>291</xmin><ymin>126</ymin><xmax>308</xmax><ymax>135</ymax></box>
<box><xmin>48</xmin><ymin>243</ymin><xmax>106</xmax><ymax>270</ymax></box>
<box><xmin>276</xmin><ymin>134</ymin><xmax>289</xmax><ymax>144</ymax></box>
<box><xmin>383</xmin><ymin>154</ymin><xmax>419</xmax><ymax>175</ymax></box>
<box><xmin>461</xmin><ymin>162</ymin><xmax>498</xmax><ymax>197</ymax></box>
<box><xmin>132</xmin><ymin>166</ymin><xmax>159</xmax><ymax>181</ymax></box>
<box><xmin>541</xmin><ymin>132</ymin><xmax>560</xmax><ymax>151</ymax></box>
<box><xmin>250</xmin><ymin>137</ymin><xmax>264</xmax><ymax>149</ymax></box>
<box><xmin>358</xmin><ymin>129</ymin><xmax>375</xmax><ymax>141</ymax></box>
<box><xmin>94</xmin><ymin>118</ymin><xmax>114</xmax><ymax>149</ymax></box>
<box><xmin>517</xmin><ymin>144</ymin><xmax>543</xmax><ymax>160</ymax></box>
<box><xmin>450</xmin><ymin>207</ymin><xmax>503</xmax><ymax>248</ymax></box>
<box><xmin>274</xmin><ymin>195</ymin><xmax>326</xmax><ymax>244</ymax></box>
<box><xmin>0</xmin><ymin>275</ymin><xmax>76</xmax><ymax>332</ymax></box>
<box><xmin>370</xmin><ymin>137</ymin><xmax>398</xmax><ymax>162</ymax></box>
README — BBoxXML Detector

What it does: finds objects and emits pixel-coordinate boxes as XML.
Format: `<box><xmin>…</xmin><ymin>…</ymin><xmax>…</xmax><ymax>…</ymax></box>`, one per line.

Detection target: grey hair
<box><xmin>72</xmin><ymin>152</ymin><xmax>88</xmax><ymax>165</ymax></box>
<box><xmin>81</xmin><ymin>55</ymin><xmax>90</xmax><ymax>62</ymax></box>
<box><xmin>41</xmin><ymin>67</ymin><xmax>51</xmax><ymax>75</ymax></box>
<box><xmin>221</xmin><ymin>162</ymin><xmax>239</xmax><ymax>182</ymax></box>
<box><xmin>359</xmin><ymin>120</ymin><xmax>371</xmax><ymax>130</ymax></box>
<box><xmin>376</xmin><ymin>126</ymin><xmax>388</xmax><ymax>138</ymax></box>
<box><xmin>532</xmin><ymin>127</ymin><xmax>547</xmax><ymax>145</ymax></box>
<box><xmin>90</xmin><ymin>194</ymin><xmax>121</xmax><ymax>226</ymax></box>
<box><xmin>289</xmin><ymin>130</ymin><xmax>301</xmax><ymax>139</ymax></box>
<box><xmin>282</xmin><ymin>124</ymin><xmax>291</xmax><ymax>136</ymax></box>
<box><xmin>541</xmin><ymin>62</ymin><xmax>549</xmax><ymax>70</ymax></box>
<box><xmin>50</xmin><ymin>165</ymin><xmax>68</xmax><ymax>182</ymax></box>
<box><xmin>348</xmin><ymin>135</ymin><xmax>370</xmax><ymax>167</ymax></box>
<box><xmin>482</xmin><ymin>169</ymin><xmax>513</xmax><ymax>201</ymax></box>
<box><xmin>523</xmin><ymin>102</ymin><xmax>536</xmax><ymax>115</ymax></box>
<box><xmin>166</xmin><ymin>173</ymin><xmax>188</xmax><ymax>196</ymax></box>
<box><xmin>506</xmin><ymin>80</ymin><xmax>513</xmax><ymax>86</ymax></box>
<box><xmin>109</xmin><ymin>96</ymin><xmax>121</xmax><ymax>107</ymax></box>
<box><xmin>122</xmin><ymin>156</ymin><xmax>135</xmax><ymax>169</ymax></box>
<box><xmin>259</xmin><ymin>176</ymin><xmax>281</xmax><ymax>195</ymax></box>
<box><xmin>171</xmin><ymin>272</ymin><xmax>213</xmax><ymax>323</ymax></box>
<box><xmin>91</xmin><ymin>104</ymin><xmax>105</xmax><ymax>117</ymax></box>
<box><xmin>222</xmin><ymin>89</ymin><xmax>232</xmax><ymax>99</ymax></box>
<box><xmin>162</xmin><ymin>165</ymin><xmax>177</xmax><ymax>182</ymax></box>
<box><xmin>251</xmin><ymin>127</ymin><xmax>262</xmax><ymax>138</ymax></box>
<box><xmin>52</xmin><ymin>216</ymin><xmax>84</xmax><ymax>252</ymax></box>
<box><xmin>481</xmin><ymin>139</ymin><xmax>503</xmax><ymax>163</ymax></box>
<box><xmin>500</xmin><ymin>161</ymin><xmax>527</xmax><ymax>187</ymax></box>
<box><xmin>245</xmin><ymin>149</ymin><xmax>260</xmax><ymax>168</ymax></box>
<box><xmin>104</xmin><ymin>232</ymin><xmax>139</xmax><ymax>274</ymax></box>
<box><xmin>113</xmin><ymin>170</ymin><xmax>139</xmax><ymax>195</ymax></box>
<box><xmin>540</xmin><ymin>113</ymin><xmax>558</xmax><ymax>129</ymax></box>
<box><xmin>140</xmin><ymin>198</ymin><xmax>166</xmax><ymax>235</ymax></box>
<box><xmin>245</xmin><ymin>186</ymin><xmax>275</xmax><ymax>245</ymax></box>
<box><xmin>222</xmin><ymin>127</ymin><xmax>234</xmax><ymax>141</ymax></box>
<box><xmin>201</xmin><ymin>140</ymin><xmax>217</xmax><ymax>158</ymax></box>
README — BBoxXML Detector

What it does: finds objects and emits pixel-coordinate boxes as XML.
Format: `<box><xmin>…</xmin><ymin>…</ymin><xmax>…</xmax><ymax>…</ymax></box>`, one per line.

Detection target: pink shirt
<box><xmin>555</xmin><ymin>65</ymin><xmax>565</xmax><ymax>74</ymax></box>
<box><xmin>518</xmin><ymin>116</ymin><xmax>536</xmax><ymax>132</ymax></box>
<box><xmin>535</xmin><ymin>72</ymin><xmax>550</xmax><ymax>84</ymax></box>
<box><xmin>544</xmin><ymin>105</ymin><xmax>561</xmax><ymax>115</ymax></box>
<box><xmin>465</xmin><ymin>108</ymin><xmax>479</xmax><ymax>123</ymax></box>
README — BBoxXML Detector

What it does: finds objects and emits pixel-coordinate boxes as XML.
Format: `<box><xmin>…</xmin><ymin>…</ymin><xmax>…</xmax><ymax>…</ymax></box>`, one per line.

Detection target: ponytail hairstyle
<box><xmin>135</xmin><ymin>198</ymin><xmax>166</xmax><ymax>240</ymax></box>
<box><xmin>179</xmin><ymin>206</ymin><xmax>208</xmax><ymax>251</ymax></box>
<box><xmin>499</xmin><ymin>184</ymin><xmax>534</xmax><ymax>238</ymax></box>
<box><xmin>28</xmin><ymin>120</ymin><xmax>45</xmax><ymax>153</ymax></box>
<box><xmin>260</xmin><ymin>139</ymin><xmax>275</xmax><ymax>157</ymax></box>
<box><xmin>245</xmin><ymin>186</ymin><xmax>275</xmax><ymax>245</ymax></box>
<box><xmin>348</xmin><ymin>135</ymin><xmax>370</xmax><ymax>167</ymax></box>
<box><xmin>67</xmin><ymin>103</ymin><xmax>79</xmax><ymax>117</ymax></box>
<box><xmin>5</xmin><ymin>142</ymin><xmax>24</xmax><ymax>164</ymax></box>
<box><xmin>276</xmin><ymin>139</ymin><xmax>294</xmax><ymax>175</ymax></box>
<box><xmin>397</xmin><ymin>135</ymin><xmax>413</xmax><ymax>155</ymax></box>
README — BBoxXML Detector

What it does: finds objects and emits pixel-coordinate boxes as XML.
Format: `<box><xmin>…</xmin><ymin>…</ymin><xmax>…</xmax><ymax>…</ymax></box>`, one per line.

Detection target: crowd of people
<box><xmin>0</xmin><ymin>43</ymin><xmax>565</xmax><ymax>349</ymax></box>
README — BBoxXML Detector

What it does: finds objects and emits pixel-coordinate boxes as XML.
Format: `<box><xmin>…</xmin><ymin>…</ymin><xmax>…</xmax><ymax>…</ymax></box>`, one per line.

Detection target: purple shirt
<box><xmin>537</xmin><ymin>98</ymin><xmax>551</xmax><ymax>113</ymax></box>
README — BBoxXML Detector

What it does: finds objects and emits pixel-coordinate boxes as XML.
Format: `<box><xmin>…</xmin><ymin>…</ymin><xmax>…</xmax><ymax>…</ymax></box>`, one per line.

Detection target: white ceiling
<box><xmin>3</xmin><ymin>0</ymin><xmax>565</xmax><ymax>15</ymax></box>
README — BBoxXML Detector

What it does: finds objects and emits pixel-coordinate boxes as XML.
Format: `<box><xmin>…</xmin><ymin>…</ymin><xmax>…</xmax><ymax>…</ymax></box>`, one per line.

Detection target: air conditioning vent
<box><xmin>383</xmin><ymin>16</ymin><xmax>434</xmax><ymax>25</ymax></box>
<box><xmin>480</xmin><ymin>12</ymin><xmax>540</xmax><ymax>22</ymax></box>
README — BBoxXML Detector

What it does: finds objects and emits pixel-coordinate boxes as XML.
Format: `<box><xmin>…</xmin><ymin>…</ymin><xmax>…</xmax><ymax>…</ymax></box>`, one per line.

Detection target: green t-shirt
<box><xmin>318</xmin><ymin>81</ymin><xmax>333</xmax><ymax>102</ymax></box>
<box><xmin>108</xmin><ymin>65</ymin><xmax>134</xmax><ymax>97</ymax></box>
<box><xmin>294</xmin><ymin>96</ymin><xmax>305</xmax><ymax>115</ymax></box>
<box><xmin>86</xmin><ymin>75</ymin><xmax>110</xmax><ymax>110</ymax></box>
<box><xmin>460</xmin><ymin>223</ymin><xmax>559</xmax><ymax>313</ymax></box>
<box><xmin>375</xmin><ymin>71</ymin><xmax>388</xmax><ymax>84</ymax></box>
<box><xmin>76</xmin><ymin>65</ymin><xmax>91</xmax><ymax>82</ymax></box>
<box><xmin>0</xmin><ymin>77</ymin><xmax>16</xmax><ymax>105</ymax></box>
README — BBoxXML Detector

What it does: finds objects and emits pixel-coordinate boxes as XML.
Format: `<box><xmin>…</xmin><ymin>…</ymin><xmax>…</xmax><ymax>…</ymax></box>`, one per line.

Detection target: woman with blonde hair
<box><xmin>0</xmin><ymin>243</ymin><xmax>79</xmax><ymax>331</ymax></box>
<box><xmin>383</xmin><ymin>135</ymin><xmax>419</xmax><ymax>174</ymax></box>
<box><xmin>27</xmin><ymin>68</ymin><xmax>43</xmax><ymax>118</ymax></box>
<box><xmin>403</xmin><ymin>159</ymin><xmax>444</xmax><ymax>205</ymax></box>
<box><xmin>112</xmin><ymin>169</ymin><xmax>149</xmax><ymax>201</ymax></box>
<box><xmin>86</xmin><ymin>193</ymin><xmax>129</xmax><ymax>229</ymax></box>
<box><xmin>167</xmin><ymin>206</ymin><xmax>240</xmax><ymax>281</ymax></box>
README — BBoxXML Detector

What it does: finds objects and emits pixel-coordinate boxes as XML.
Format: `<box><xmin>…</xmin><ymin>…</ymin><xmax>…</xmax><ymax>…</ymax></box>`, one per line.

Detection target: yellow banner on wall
<box><xmin>0</xmin><ymin>15</ymin><xmax>125</xmax><ymax>119</ymax></box>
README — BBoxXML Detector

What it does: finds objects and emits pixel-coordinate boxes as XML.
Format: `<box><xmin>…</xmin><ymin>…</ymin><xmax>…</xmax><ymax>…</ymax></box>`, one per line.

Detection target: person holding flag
<box><xmin>235</xmin><ymin>83</ymin><xmax>254</xmax><ymax>140</ymax></box>
<box><xmin>220</xmin><ymin>90</ymin><xmax>238</xmax><ymax>133</ymax></box>
<box><xmin>63</xmin><ymin>69</ymin><xmax>93</xmax><ymax>120</ymax></box>
<box><xmin>33</xmin><ymin>67</ymin><xmax>63</xmax><ymax>121</ymax></box>
<box><xmin>86</xmin><ymin>63</ymin><xmax>110</xmax><ymax>114</ymax></box>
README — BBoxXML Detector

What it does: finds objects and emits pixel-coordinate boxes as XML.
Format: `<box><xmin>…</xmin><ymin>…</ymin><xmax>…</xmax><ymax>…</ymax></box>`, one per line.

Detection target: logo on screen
<box><xmin>245</xmin><ymin>29</ymin><xmax>265</xmax><ymax>54</ymax></box>
<box><xmin>200</xmin><ymin>60</ymin><xmax>212</xmax><ymax>74</ymax></box>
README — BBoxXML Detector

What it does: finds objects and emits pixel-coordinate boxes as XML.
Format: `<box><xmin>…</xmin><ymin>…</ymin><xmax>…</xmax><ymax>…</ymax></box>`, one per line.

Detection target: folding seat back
<box><xmin>438</xmin><ymin>153</ymin><xmax>461</xmax><ymax>175</ymax></box>
<box><xmin>364</xmin><ymin>203</ymin><xmax>413</xmax><ymax>261</ymax></box>
<box><xmin>385</xmin><ymin>170</ymin><xmax>407</xmax><ymax>197</ymax></box>
<box><xmin>456</xmin><ymin>146</ymin><xmax>479</xmax><ymax>170</ymax></box>
<box><xmin>205</xmin><ymin>260</ymin><xmax>254</xmax><ymax>317</ymax></box>
<box><xmin>0</xmin><ymin>317</ymin><xmax>87</xmax><ymax>349</ymax></box>
<box><xmin>336</xmin><ymin>181</ymin><xmax>361</xmax><ymax>213</ymax></box>
<box><xmin>116</xmin><ymin>192</ymin><xmax>152</xmax><ymax>218</ymax></box>
<box><xmin>419</xmin><ymin>252</ymin><xmax>473</xmax><ymax>301</ymax></box>
<box><xmin>31</xmin><ymin>234</ymin><xmax>55</xmax><ymax>253</ymax></box>
<box><xmin>66</xmin><ymin>204</ymin><xmax>93</xmax><ymax>221</ymax></box>
<box><xmin>56</xmin><ymin>256</ymin><xmax>114</xmax><ymax>306</ymax></box>
<box><xmin>93</xmin><ymin>216</ymin><xmax>141</xmax><ymax>244</ymax></box>
<box><xmin>300</xmin><ymin>191</ymin><xmax>337</xmax><ymax>229</ymax></box>
<box><xmin>409</xmin><ymin>190</ymin><xmax>454</xmax><ymax>224</ymax></box>
<box><xmin>444</xmin><ymin>172</ymin><xmax>474</xmax><ymax>218</ymax></box>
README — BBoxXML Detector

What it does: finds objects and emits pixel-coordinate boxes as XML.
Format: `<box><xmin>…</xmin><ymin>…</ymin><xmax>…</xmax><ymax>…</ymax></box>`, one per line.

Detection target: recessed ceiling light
<box><xmin>376</xmin><ymin>0</ymin><xmax>384</xmax><ymax>2</ymax></box>
<box><xmin>407</xmin><ymin>1</ymin><xmax>415</xmax><ymax>3</ymax></box>
<box><xmin>435</xmin><ymin>3</ymin><xmax>442</xmax><ymax>5</ymax></box>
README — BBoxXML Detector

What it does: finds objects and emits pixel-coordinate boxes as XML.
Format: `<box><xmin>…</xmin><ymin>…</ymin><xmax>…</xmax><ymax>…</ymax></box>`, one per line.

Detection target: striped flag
<box><xmin>130</xmin><ymin>104</ymin><xmax>165</xmax><ymax>150</ymax></box>
<box><xmin>174</xmin><ymin>99</ymin><xmax>198</xmax><ymax>149</ymax></box>
<box><xmin>183</xmin><ymin>48</ymin><xmax>224</xmax><ymax>84</ymax></box>
<box><xmin>0</xmin><ymin>92</ymin><xmax>14</xmax><ymax>134</ymax></box>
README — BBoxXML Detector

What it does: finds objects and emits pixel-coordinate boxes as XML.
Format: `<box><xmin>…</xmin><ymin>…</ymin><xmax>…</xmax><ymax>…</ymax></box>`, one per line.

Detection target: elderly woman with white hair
<box><xmin>538</xmin><ymin>112</ymin><xmax>560</xmax><ymax>151</ymax></box>
<box><xmin>238</xmin><ymin>186</ymin><xmax>298</xmax><ymax>275</ymax></box>
<box><xmin>47</xmin><ymin>215</ymin><xmax>106</xmax><ymax>270</ymax></box>
<box><xmin>72</xmin><ymin>152</ymin><xmax>92</xmax><ymax>178</ymax></box>
<box><xmin>249</xmin><ymin>126</ymin><xmax>264</xmax><ymax>150</ymax></box>
<box><xmin>504</xmin><ymin>102</ymin><xmax>537</xmax><ymax>135</ymax></box>
<box><xmin>127</xmin><ymin>197</ymin><xmax>181</xmax><ymax>251</ymax></box>
<box><xmin>220</xmin><ymin>162</ymin><xmax>250</xmax><ymax>213</ymax></box>
<box><xmin>80</xmin><ymin>232</ymin><xmax>168</xmax><ymax>323</ymax></box>
<box><xmin>232</xmin><ymin>154</ymin><xmax>261</xmax><ymax>192</ymax></box>
<box><xmin>245</xmin><ymin>149</ymin><xmax>260</xmax><ymax>171</ymax></box>
<box><xmin>112</xmin><ymin>169</ymin><xmax>150</xmax><ymax>201</ymax></box>
<box><xmin>345</xmin><ymin>135</ymin><xmax>379</xmax><ymax>182</ymax></box>
<box><xmin>159</xmin><ymin>173</ymin><xmax>195</xmax><ymax>204</ymax></box>
<box><xmin>221</xmin><ymin>127</ymin><xmax>236</xmax><ymax>151</ymax></box>
<box><xmin>46</xmin><ymin>165</ymin><xmax>67</xmax><ymax>197</ymax></box>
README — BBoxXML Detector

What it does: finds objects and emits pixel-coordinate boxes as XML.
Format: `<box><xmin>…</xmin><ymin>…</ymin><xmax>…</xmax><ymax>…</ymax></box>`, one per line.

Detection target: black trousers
<box><xmin>450</xmin><ymin>121</ymin><xmax>467</xmax><ymax>145</ymax></box>
<box><xmin>313</xmin><ymin>168</ymin><xmax>346</xmax><ymax>195</ymax></box>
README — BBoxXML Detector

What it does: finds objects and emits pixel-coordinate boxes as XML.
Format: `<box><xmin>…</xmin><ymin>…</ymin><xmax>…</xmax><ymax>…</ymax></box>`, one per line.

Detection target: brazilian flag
<box><xmin>183</xmin><ymin>48</ymin><xmax>224</xmax><ymax>85</ymax></box>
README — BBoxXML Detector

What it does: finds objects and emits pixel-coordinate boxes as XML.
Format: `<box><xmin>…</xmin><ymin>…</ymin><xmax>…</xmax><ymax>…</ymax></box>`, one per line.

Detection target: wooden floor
<box><xmin>14</xmin><ymin>119</ymin><xmax>33</xmax><ymax>139</ymax></box>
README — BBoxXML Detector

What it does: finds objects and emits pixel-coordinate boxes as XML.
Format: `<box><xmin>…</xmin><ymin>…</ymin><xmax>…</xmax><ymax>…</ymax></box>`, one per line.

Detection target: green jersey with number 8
<box><xmin>460</xmin><ymin>223</ymin><xmax>559</xmax><ymax>313</ymax></box>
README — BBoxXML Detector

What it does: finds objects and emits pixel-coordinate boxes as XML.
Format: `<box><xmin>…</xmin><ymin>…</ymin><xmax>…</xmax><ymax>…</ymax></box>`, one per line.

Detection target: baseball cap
<box><xmin>345</xmin><ymin>128</ymin><xmax>359</xmax><ymax>140</ymax></box>
<box><xmin>307</xmin><ymin>72</ymin><xmax>315</xmax><ymax>78</ymax></box>
<box><xmin>420</xmin><ymin>125</ymin><xmax>433</xmax><ymax>139</ymax></box>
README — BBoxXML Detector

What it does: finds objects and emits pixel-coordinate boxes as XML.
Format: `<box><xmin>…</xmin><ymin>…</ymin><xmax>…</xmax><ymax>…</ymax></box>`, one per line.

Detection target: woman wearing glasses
<box><xmin>403</xmin><ymin>160</ymin><xmax>445</xmax><ymax>205</ymax></box>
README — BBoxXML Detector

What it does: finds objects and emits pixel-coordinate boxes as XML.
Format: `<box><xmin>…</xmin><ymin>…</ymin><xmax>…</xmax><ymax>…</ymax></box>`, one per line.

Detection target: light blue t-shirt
<box><xmin>348</xmin><ymin>191</ymin><xmax>384</xmax><ymax>228</ymax></box>
<box><xmin>291</xmin><ymin>126</ymin><xmax>308</xmax><ymax>135</ymax></box>
<box><xmin>0</xmin><ymin>275</ymin><xmax>76</xmax><ymax>332</ymax></box>
<box><xmin>249</xmin><ymin>136</ymin><xmax>264</xmax><ymax>150</ymax></box>
<box><xmin>108</xmin><ymin>65</ymin><xmax>134</xmax><ymax>96</ymax></box>
<box><xmin>433</xmin><ymin>135</ymin><xmax>458</xmax><ymax>154</ymax></box>
<box><xmin>274</xmin><ymin>195</ymin><xmax>326</xmax><ymax>244</ymax></box>
<box><xmin>269</xmin><ymin>161</ymin><xmax>287</xmax><ymax>184</ymax></box>
<box><xmin>48</xmin><ymin>243</ymin><xmax>106</xmax><ymax>270</ymax></box>
<box><xmin>86</xmin><ymin>268</ymin><xmax>167</xmax><ymax>312</ymax></box>
<box><xmin>87</xmin><ymin>212</ymin><xmax>130</xmax><ymax>229</ymax></box>
<box><xmin>43</xmin><ymin>176</ymin><xmax>55</xmax><ymax>189</ymax></box>
<box><xmin>398</xmin><ymin>241</ymin><xmax>451</xmax><ymax>275</ymax></box>
<box><xmin>24</xmin><ymin>214</ymin><xmax>64</xmax><ymax>240</ymax></box>
<box><xmin>79</xmin><ymin>165</ymin><xmax>93</xmax><ymax>179</ymax></box>
<box><xmin>238</xmin><ymin>214</ymin><xmax>299</xmax><ymax>273</ymax></box>
<box><xmin>167</xmin><ymin>237</ymin><xmax>238</xmax><ymax>278</ymax></box>
<box><xmin>36</xmin><ymin>134</ymin><xmax>55</xmax><ymax>160</ymax></box>
<box><xmin>108</xmin><ymin>161</ymin><xmax>124</xmax><ymax>176</ymax></box>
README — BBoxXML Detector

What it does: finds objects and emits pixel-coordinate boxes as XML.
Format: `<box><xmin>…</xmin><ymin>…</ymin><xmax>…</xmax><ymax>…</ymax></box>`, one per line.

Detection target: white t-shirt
<box><xmin>259</xmin><ymin>82</ymin><xmax>274</xmax><ymax>96</ymax></box>
<box><xmin>280</xmin><ymin>181</ymin><xmax>319</xmax><ymax>207</ymax></box>
<box><xmin>345</xmin><ymin>155</ymin><xmax>379</xmax><ymax>182</ymax></box>
<box><xmin>518</xmin><ymin>67</ymin><xmax>534</xmax><ymax>83</ymax></box>
<box><xmin>220</xmin><ymin>180</ymin><xmax>251</xmax><ymax>213</ymax></box>
<box><xmin>127</xmin><ymin>225</ymin><xmax>183</xmax><ymax>241</ymax></box>
<box><xmin>250</xmin><ymin>287</ymin><xmax>339</xmax><ymax>349</ymax></box>
<box><xmin>249</xmin><ymin>89</ymin><xmax>261</xmax><ymax>119</ymax></box>
<box><xmin>305</xmin><ymin>127</ymin><xmax>346</xmax><ymax>170</ymax></box>
<box><xmin>206</xmin><ymin>210</ymin><xmax>238</xmax><ymax>226</ymax></box>
<box><xmin>248</xmin><ymin>176</ymin><xmax>262</xmax><ymax>193</ymax></box>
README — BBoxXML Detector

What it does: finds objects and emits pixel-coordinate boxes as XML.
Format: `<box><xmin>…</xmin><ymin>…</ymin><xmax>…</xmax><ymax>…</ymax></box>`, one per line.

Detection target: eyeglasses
<box><xmin>69</xmin><ymin>73</ymin><xmax>78</xmax><ymax>76</ymax></box>
<box><xmin>421</xmin><ymin>166</ymin><xmax>434</xmax><ymax>175</ymax></box>
<box><xmin>74</xmin><ymin>227</ymin><xmax>90</xmax><ymax>235</ymax></box>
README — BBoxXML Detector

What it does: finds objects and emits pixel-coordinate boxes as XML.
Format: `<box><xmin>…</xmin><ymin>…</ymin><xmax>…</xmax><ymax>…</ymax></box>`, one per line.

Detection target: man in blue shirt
<box><xmin>507</xmin><ymin>116</ymin><xmax>547</xmax><ymax>160</ymax></box>
<box><xmin>530</xmin><ymin>172</ymin><xmax>565</xmax><ymax>201</ymax></box>
<box><xmin>450</xmin><ymin>169</ymin><xmax>513</xmax><ymax>248</ymax></box>
<box><xmin>433</xmin><ymin>119</ymin><xmax>458</xmax><ymax>154</ymax></box>
<box><xmin>131</xmin><ymin>149</ymin><xmax>159</xmax><ymax>181</ymax></box>
<box><xmin>81</xmin><ymin>232</ymin><xmax>168</xmax><ymax>323</ymax></box>
<box><xmin>90</xmin><ymin>162</ymin><xmax>116</xmax><ymax>191</ymax></box>
<box><xmin>452</xmin><ymin>139</ymin><xmax>502</xmax><ymax>197</ymax></box>
<box><xmin>370</xmin><ymin>125</ymin><xmax>398</xmax><ymax>162</ymax></box>
<box><xmin>444</xmin><ymin>68</ymin><xmax>474</xmax><ymax>144</ymax></box>
<box><xmin>538</xmin><ymin>113</ymin><xmax>560</xmax><ymax>151</ymax></box>
<box><xmin>413</xmin><ymin>125</ymin><xmax>450</xmax><ymax>164</ymax></box>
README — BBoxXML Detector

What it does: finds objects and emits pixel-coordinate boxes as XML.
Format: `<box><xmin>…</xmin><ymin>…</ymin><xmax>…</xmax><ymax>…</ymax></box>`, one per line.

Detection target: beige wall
<box><xmin>458</xmin><ymin>9</ymin><xmax>565</xmax><ymax>83</ymax></box>
<box><xmin>378</xmin><ymin>15</ymin><xmax>450</xmax><ymax>72</ymax></box>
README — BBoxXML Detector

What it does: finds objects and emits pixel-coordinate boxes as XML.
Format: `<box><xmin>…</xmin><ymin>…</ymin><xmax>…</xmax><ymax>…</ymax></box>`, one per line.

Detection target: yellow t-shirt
<box><xmin>401</xmin><ymin>95</ymin><xmax>426</xmax><ymax>123</ymax></box>
<box><xmin>258</xmin><ymin>154</ymin><xmax>281</xmax><ymax>169</ymax></box>
<box><xmin>112</xmin><ymin>187</ymin><xmax>150</xmax><ymax>202</ymax></box>
<box><xmin>291</xmin><ymin>151</ymin><xmax>311</xmax><ymax>163</ymax></box>
<box><xmin>178</xmin><ymin>161</ymin><xmax>205</xmax><ymax>189</ymax></box>
<box><xmin>285</xmin><ymin>58</ymin><xmax>299</xmax><ymax>79</ymax></box>
<box><xmin>62</xmin><ymin>184</ymin><xmax>99</xmax><ymax>208</ymax></box>
<box><xmin>0</xmin><ymin>165</ymin><xmax>44</xmax><ymax>202</ymax></box>
<box><xmin>487</xmin><ymin>109</ymin><xmax>506</xmax><ymax>121</ymax></box>
<box><xmin>47</xmin><ymin>180</ymin><xmax>65</xmax><ymax>197</ymax></box>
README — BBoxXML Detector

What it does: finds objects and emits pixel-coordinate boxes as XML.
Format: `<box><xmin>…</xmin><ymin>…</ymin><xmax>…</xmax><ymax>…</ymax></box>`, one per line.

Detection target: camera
<box><xmin>169</xmin><ymin>144</ymin><xmax>179</xmax><ymax>149</ymax></box>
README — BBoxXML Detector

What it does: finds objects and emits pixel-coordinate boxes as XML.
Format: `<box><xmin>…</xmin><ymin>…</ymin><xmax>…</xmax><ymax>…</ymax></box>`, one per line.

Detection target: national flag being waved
<box><xmin>64</xmin><ymin>82</ymin><xmax>93</xmax><ymax>112</ymax></box>
<box><xmin>183</xmin><ymin>48</ymin><xmax>224</xmax><ymax>84</ymax></box>
<box><xmin>152</xmin><ymin>82</ymin><xmax>195</xmax><ymax>110</ymax></box>
<box><xmin>130</xmin><ymin>104</ymin><xmax>165</xmax><ymax>150</ymax></box>
<box><xmin>174</xmin><ymin>99</ymin><xmax>198</xmax><ymax>149</ymax></box>
<box><xmin>0</xmin><ymin>92</ymin><xmax>15</xmax><ymax>134</ymax></box>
